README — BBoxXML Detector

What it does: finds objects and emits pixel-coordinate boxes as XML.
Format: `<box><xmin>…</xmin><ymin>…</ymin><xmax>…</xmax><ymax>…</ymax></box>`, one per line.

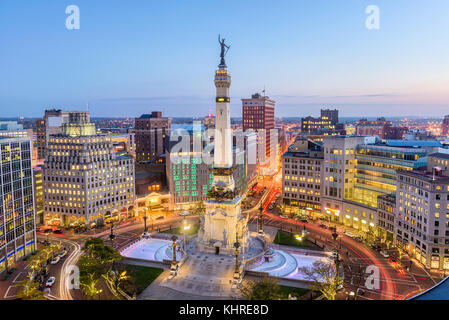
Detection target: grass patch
<box><xmin>273</xmin><ymin>231</ymin><xmax>322</xmax><ymax>250</ymax></box>
<box><xmin>278</xmin><ymin>285</ymin><xmax>310</xmax><ymax>299</ymax></box>
<box><xmin>125</xmin><ymin>265</ymin><xmax>163</xmax><ymax>295</ymax></box>
<box><xmin>161</xmin><ymin>223</ymin><xmax>199</xmax><ymax>236</ymax></box>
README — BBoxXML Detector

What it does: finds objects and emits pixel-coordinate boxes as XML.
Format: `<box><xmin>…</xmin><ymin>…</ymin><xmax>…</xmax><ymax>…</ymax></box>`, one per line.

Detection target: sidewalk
<box><xmin>0</xmin><ymin>259</ymin><xmax>30</xmax><ymax>300</ymax></box>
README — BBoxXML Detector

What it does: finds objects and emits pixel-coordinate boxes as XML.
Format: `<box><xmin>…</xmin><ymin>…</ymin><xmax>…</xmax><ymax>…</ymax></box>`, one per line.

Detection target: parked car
<box><xmin>330</xmin><ymin>252</ymin><xmax>338</xmax><ymax>259</ymax></box>
<box><xmin>58</xmin><ymin>250</ymin><xmax>67</xmax><ymax>258</ymax></box>
<box><xmin>53</xmin><ymin>229</ymin><xmax>63</xmax><ymax>234</ymax></box>
<box><xmin>280</xmin><ymin>215</ymin><xmax>288</xmax><ymax>219</ymax></box>
<box><xmin>354</xmin><ymin>237</ymin><xmax>362</xmax><ymax>242</ymax></box>
<box><xmin>319</xmin><ymin>224</ymin><xmax>328</xmax><ymax>229</ymax></box>
<box><xmin>46</xmin><ymin>277</ymin><xmax>56</xmax><ymax>287</ymax></box>
<box><xmin>344</xmin><ymin>232</ymin><xmax>356</xmax><ymax>238</ymax></box>
<box><xmin>380</xmin><ymin>251</ymin><xmax>389</xmax><ymax>258</ymax></box>
<box><xmin>50</xmin><ymin>256</ymin><xmax>60</xmax><ymax>265</ymax></box>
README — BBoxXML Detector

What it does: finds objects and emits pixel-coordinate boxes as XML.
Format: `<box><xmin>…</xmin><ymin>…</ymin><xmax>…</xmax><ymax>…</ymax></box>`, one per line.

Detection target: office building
<box><xmin>242</xmin><ymin>93</ymin><xmax>275</xmax><ymax>161</ymax></box>
<box><xmin>282</xmin><ymin>138</ymin><xmax>324</xmax><ymax>217</ymax></box>
<box><xmin>396</xmin><ymin>153</ymin><xmax>449</xmax><ymax>270</ymax></box>
<box><xmin>134</xmin><ymin>111</ymin><xmax>171</xmax><ymax>163</ymax></box>
<box><xmin>36</xmin><ymin>109</ymin><xmax>71</xmax><ymax>160</ymax></box>
<box><xmin>442</xmin><ymin>115</ymin><xmax>449</xmax><ymax>136</ymax></box>
<box><xmin>0</xmin><ymin>137</ymin><xmax>36</xmax><ymax>273</ymax></box>
<box><xmin>42</xmin><ymin>112</ymin><xmax>135</xmax><ymax>229</ymax></box>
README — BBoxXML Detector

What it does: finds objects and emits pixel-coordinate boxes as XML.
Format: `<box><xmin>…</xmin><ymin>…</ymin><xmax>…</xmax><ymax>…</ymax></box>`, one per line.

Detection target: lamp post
<box><xmin>109</xmin><ymin>223</ymin><xmax>115</xmax><ymax>248</ymax></box>
<box><xmin>170</xmin><ymin>235</ymin><xmax>179</xmax><ymax>277</ymax></box>
<box><xmin>258</xmin><ymin>206</ymin><xmax>264</xmax><ymax>235</ymax></box>
<box><xmin>143</xmin><ymin>215</ymin><xmax>148</xmax><ymax>233</ymax></box>
<box><xmin>233</xmin><ymin>235</ymin><xmax>241</xmax><ymax>283</ymax></box>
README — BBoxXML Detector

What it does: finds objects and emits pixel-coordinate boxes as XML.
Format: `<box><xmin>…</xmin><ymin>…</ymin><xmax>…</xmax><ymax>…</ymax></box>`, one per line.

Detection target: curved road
<box><xmin>256</xmin><ymin>185</ymin><xmax>398</xmax><ymax>300</ymax></box>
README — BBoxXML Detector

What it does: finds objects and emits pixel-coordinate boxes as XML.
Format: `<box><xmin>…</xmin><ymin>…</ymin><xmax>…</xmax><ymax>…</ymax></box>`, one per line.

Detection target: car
<box><xmin>380</xmin><ymin>251</ymin><xmax>389</xmax><ymax>258</ymax></box>
<box><xmin>58</xmin><ymin>250</ymin><xmax>67</xmax><ymax>258</ymax></box>
<box><xmin>330</xmin><ymin>252</ymin><xmax>338</xmax><ymax>259</ymax></box>
<box><xmin>300</xmin><ymin>219</ymin><xmax>308</xmax><ymax>223</ymax></box>
<box><xmin>344</xmin><ymin>232</ymin><xmax>355</xmax><ymax>238</ymax></box>
<box><xmin>50</xmin><ymin>256</ymin><xmax>60</xmax><ymax>265</ymax></box>
<box><xmin>318</xmin><ymin>224</ymin><xmax>328</xmax><ymax>229</ymax></box>
<box><xmin>46</xmin><ymin>277</ymin><xmax>56</xmax><ymax>287</ymax></box>
<box><xmin>354</xmin><ymin>237</ymin><xmax>362</xmax><ymax>242</ymax></box>
<box><xmin>280</xmin><ymin>215</ymin><xmax>288</xmax><ymax>219</ymax></box>
<box><xmin>53</xmin><ymin>229</ymin><xmax>63</xmax><ymax>234</ymax></box>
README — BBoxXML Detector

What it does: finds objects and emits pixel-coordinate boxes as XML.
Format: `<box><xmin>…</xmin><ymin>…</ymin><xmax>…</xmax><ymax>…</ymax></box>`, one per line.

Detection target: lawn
<box><xmin>273</xmin><ymin>231</ymin><xmax>322</xmax><ymax>250</ymax></box>
<box><xmin>125</xmin><ymin>265</ymin><xmax>164</xmax><ymax>295</ymax></box>
<box><xmin>278</xmin><ymin>285</ymin><xmax>310</xmax><ymax>299</ymax></box>
<box><xmin>161</xmin><ymin>223</ymin><xmax>199</xmax><ymax>236</ymax></box>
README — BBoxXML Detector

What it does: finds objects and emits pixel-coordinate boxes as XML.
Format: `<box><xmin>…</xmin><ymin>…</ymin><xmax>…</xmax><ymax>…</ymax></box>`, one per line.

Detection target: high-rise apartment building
<box><xmin>134</xmin><ymin>111</ymin><xmax>171</xmax><ymax>163</ymax></box>
<box><xmin>0</xmin><ymin>137</ymin><xmax>36</xmax><ymax>273</ymax></box>
<box><xmin>42</xmin><ymin>112</ymin><xmax>135</xmax><ymax>229</ymax></box>
<box><xmin>242</xmin><ymin>93</ymin><xmax>275</xmax><ymax>161</ymax></box>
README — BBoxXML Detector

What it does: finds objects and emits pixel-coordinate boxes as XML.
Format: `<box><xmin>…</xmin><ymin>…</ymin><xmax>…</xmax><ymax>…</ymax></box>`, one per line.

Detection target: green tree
<box><xmin>17</xmin><ymin>273</ymin><xmax>46</xmax><ymax>300</ymax></box>
<box><xmin>240</xmin><ymin>277</ymin><xmax>282</xmax><ymax>300</ymax></box>
<box><xmin>299</xmin><ymin>261</ymin><xmax>343</xmax><ymax>300</ymax></box>
<box><xmin>79</xmin><ymin>238</ymin><xmax>123</xmax><ymax>299</ymax></box>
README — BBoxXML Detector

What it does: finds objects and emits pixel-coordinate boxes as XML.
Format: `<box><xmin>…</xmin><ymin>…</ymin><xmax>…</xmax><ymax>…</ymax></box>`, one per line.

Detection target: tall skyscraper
<box><xmin>242</xmin><ymin>93</ymin><xmax>275</xmax><ymax>161</ymax></box>
<box><xmin>134</xmin><ymin>111</ymin><xmax>171</xmax><ymax>163</ymax></box>
<box><xmin>42</xmin><ymin>112</ymin><xmax>135</xmax><ymax>229</ymax></box>
<box><xmin>0</xmin><ymin>137</ymin><xmax>36</xmax><ymax>273</ymax></box>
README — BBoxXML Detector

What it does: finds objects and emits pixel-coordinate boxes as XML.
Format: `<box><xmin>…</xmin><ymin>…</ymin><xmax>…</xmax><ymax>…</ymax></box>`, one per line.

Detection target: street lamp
<box><xmin>258</xmin><ymin>206</ymin><xmax>264</xmax><ymax>235</ymax></box>
<box><xmin>170</xmin><ymin>235</ymin><xmax>179</xmax><ymax>277</ymax></box>
<box><xmin>233</xmin><ymin>234</ymin><xmax>241</xmax><ymax>283</ymax></box>
<box><xmin>143</xmin><ymin>215</ymin><xmax>148</xmax><ymax>232</ymax></box>
<box><xmin>109</xmin><ymin>223</ymin><xmax>115</xmax><ymax>248</ymax></box>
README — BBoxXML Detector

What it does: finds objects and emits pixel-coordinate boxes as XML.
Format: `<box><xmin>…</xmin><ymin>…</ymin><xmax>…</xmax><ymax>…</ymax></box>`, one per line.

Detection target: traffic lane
<box><xmin>37</xmin><ymin>235</ymin><xmax>77</xmax><ymax>299</ymax></box>
<box><xmin>262</xmin><ymin>213</ymin><xmax>395</xmax><ymax>300</ymax></box>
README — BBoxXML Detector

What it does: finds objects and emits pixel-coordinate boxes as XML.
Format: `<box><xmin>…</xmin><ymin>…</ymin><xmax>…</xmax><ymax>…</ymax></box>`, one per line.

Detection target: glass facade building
<box><xmin>0</xmin><ymin>137</ymin><xmax>36</xmax><ymax>273</ymax></box>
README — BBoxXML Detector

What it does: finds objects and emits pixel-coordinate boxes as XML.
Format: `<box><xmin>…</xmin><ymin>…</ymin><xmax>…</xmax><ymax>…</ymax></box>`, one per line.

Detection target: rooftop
<box><xmin>398</xmin><ymin>169</ymin><xmax>449</xmax><ymax>182</ymax></box>
<box><xmin>429</xmin><ymin>152</ymin><xmax>449</xmax><ymax>160</ymax></box>
<box><xmin>385</xmin><ymin>140</ymin><xmax>442</xmax><ymax>148</ymax></box>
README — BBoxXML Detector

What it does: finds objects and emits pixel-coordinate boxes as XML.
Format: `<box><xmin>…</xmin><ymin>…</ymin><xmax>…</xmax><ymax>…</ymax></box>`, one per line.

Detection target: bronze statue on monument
<box><xmin>218</xmin><ymin>34</ymin><xmax>230</xmax><ymax>66</ymax></box>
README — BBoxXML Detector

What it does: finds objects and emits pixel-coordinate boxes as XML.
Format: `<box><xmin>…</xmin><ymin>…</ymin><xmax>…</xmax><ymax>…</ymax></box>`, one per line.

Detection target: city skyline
<box><xmin>2</xmin><ymin>0</ymin><xmax>449</xmax><ymax>118</ymax></box>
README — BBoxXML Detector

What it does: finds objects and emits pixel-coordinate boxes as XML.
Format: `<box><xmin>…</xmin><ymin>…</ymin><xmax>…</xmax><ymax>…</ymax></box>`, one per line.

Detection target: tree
<box><xmin>17</xmin><ymin>273</ymin><xmax>46</xmax><ymax>300</ymax></box>
<box><xmin>299</xmin><ymin>261</ymin><xmax>343</xmax><ymax>300</ymax></box>
<box><xmin>79</xmin><ymin>238</ymin><xmax>123</xmax><ymax>299</ymax></box>
<box><xmin>240</xmin><ymin>276</ymin><xmax>282</xmax><ymax>300</ymax></box>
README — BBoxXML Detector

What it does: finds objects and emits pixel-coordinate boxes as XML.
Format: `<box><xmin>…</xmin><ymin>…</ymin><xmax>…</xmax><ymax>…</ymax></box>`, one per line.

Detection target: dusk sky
<box><xmin>1</xmin><ymin>0</ymin><xmax>449</xmax><ymax>118</ymax></box>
